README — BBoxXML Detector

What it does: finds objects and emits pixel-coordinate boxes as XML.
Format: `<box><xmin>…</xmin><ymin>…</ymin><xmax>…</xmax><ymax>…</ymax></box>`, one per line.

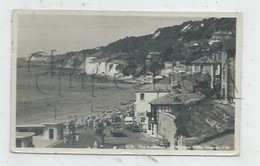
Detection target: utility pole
<box><xmin>61</xmin><ymin>59</ymin><xmax>64</xmax><ymax>77</ymax></box>
<box><xmin>69</xmin><ymin>57</ymin><xmax>75</xmax><ymax>88</ymax></box>
<box><xmin>54</xmin><ymin>106</ymin><xmax>59</xmax><ymax>120</ymax></box>
<box><xmin>92</xmin><ymin>70</ymin><xmax>95</xmax><ymax>97</ymax></box>
<box><xmin>59</xmin><ymin>68</ymin><xmax>62</xmax><ymax>97</ymax></box>
<box><xmin>81</xmin><ymin>73</ymin><xmax>84</xmax><ymax>88</ymax></box>
<box><xmin>51</xmin><ymin>49</ymin><xmax>57</xmax><ymax>78</ymax></box>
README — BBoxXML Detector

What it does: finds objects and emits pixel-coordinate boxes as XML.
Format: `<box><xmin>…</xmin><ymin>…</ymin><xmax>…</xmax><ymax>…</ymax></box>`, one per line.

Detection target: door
<box><xmin>222</xmin><ymin>88</ymin><xmax>226</xmax><ymax>100</ymax></box>
<box><xmin>49</xmin><ymin>129</ymin><xmax>54</xmax><ymax>139</ymax></box>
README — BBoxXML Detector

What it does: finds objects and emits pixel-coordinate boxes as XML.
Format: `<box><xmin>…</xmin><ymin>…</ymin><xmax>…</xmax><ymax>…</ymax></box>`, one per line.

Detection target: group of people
<box><xmin>62</xmin><ymin>102</ymin><xmax>135</xmax><ymax>144</ymax></box>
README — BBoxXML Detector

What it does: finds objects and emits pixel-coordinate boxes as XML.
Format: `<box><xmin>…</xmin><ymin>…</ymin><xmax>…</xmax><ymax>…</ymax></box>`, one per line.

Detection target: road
<box><xmin>53</xmin><ymin>120</ymin><xmax>156</xmax><ymax>149</ymax></box>
<box><xmin>103</xmin><ymin>123</ymin><xmax>156</xmax><ymax>149</ymax></box>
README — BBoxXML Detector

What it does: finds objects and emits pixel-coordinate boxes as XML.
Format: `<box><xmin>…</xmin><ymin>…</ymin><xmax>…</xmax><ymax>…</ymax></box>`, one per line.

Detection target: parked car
<box><xmin>131</xmin><ymin>123</ymin><xmax>142</xmax><ymax>132</ymax></box>
<box><xmin>156</xmin><ymin>137</ymin><xmax>170</xmax><ymax>148</ymax></box>
<box><xmin>110</xmin><ymin>123</ymin><xmax>124</xmax><ymax>137</ymax></box>
<box><xmin>125</xmin><ymin>117</ymin><xmax>133</xmax><ymax>129</ymax></box>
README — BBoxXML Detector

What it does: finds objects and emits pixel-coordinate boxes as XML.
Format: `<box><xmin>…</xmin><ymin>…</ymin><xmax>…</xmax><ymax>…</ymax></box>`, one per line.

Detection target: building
<box><xmin>208</xmin><ymin>31</ymin><xmax>233</xmax><ymax>45</ymax></box>
<box><xmin>160</xmin><ymin>68</ymin><xmax>174</xmax><ymax>77</ymax></box>
<box><xmin>160</xmin><ymin>61</ymin><xmax>174</xmax><ymax>77</ymax></box>
<box><xmin>148</xmin><ymin>93</ymin><xmax>204</xmax><ymax>139</ymax></box>
<box><xmin>173</xmin><ymin>61</ymin><xmax>187</xmax><ymax>74</ymax></box>
<box><xmin>191</xmin><ymin>56</ymin><xmax>219</xmax><ymax>89</ymax></box>
<box><xmin>145</xmin><ymin>51</ymin><xmax>161</xmax><ymax>66</ymax></box>
<box><xmin>160</xmin><ymin>61</ymin><xmax>187</xmax><ymax>77</ymax></box>
<box><xmin>219</xmin><ymin>40</ymin><xmax>236</xmax><ymax>103</ymax></box>
<box><xmin>134</xmin><ymin>84</ymin><xmax>170</xmax><ymax>136</ymax></box>
<box><xmin>16</xmin><ymin>122</ymin><xmax>63</xmax><ymax>141</ymax></box>
<box><xmin>157</xmin><ymin>112</ymin><xmax>177</xmax><ymax>148</ymax></box>
<box><xmin>16</xmin><ymin>124</ymin><xmax>45</xmax><ymax>136</ymax></box>
<box><xmin>137</xmin><ymin>71</ymin><xmax>154</xmax><ymax>84</ymax></box>
<box><xmin>16</xmin><ymin>132</ymin><xmax>35</xmax><ymax>148</ymax></box>
<box><xmin>42</xmin><ymin>122</ymin><xmax>64</xmax><ymax>140</ymax></box>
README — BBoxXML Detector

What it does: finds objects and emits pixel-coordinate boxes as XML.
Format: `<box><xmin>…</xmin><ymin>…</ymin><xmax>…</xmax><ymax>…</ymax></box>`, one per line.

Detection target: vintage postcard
<box><xmin>11</xmin><ymin>10</ymin><xmax>242</xmax><ymax>155</ymax></box>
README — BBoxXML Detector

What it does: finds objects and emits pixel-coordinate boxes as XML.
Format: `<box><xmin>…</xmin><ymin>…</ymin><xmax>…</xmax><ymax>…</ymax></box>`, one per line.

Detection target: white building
<box><xmin>138</xmin><ymin>72</ymin><xmax>154</xmax><ymax>84</ymax></box>
<box><xmin>160</xmin><ymin>61</ymin><xmax>187</xmax><ymax>77</ymax></box>
<box><xmin>160</xmin><ymin>68</ymin><xmax>174</xmax><ymax>77</ymax></box>
<box><xmin>208</xmin><ymin>31</ymin><xmax>233</xmax><ymax>45</ymax></box>
<box><xmin>174</xmin><ymin>61</ymin><xmax>187</xmax><ymax>73</ymax></box>
<box><xmin>134</xmin><ymin>84</ymin><xmax>170</xmax><ymax>137</ymax></box>
<box><xmin>42</xmin><ymin>122</ymin><xmax>64</xmax><ymax>140</ymax></box>
<box><xmin>16</xmin><ymin>122</ymin><xmax>64</xmax><ymax>148</ymax></box>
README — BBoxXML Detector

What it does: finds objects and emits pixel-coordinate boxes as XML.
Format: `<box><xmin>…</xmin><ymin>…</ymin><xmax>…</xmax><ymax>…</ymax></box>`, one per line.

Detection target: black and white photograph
<box><xmin>11</xmin><ymin>10</ymin><xmax>241</xmax><ymax>155</ymax></box>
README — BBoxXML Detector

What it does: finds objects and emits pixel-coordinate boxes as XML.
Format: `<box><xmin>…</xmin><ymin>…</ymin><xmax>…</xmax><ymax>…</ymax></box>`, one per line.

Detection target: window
<box><xmin>140</xmin><ymin>93</ymin><xmax>145</xmax><ymax>101</ymax></box>
<box><xmin>16</xmin><ymin>139</ymin><xmax>22</xmax><ymax>147</ymax></box>
<box><xmin>35</xmin><ymin>128</ymin><xmax>44</xmax><ymax>136</ymax></box>
<box><xmin>141</xmin><ymin>117</ymin><xmax>146</xmax><ymax>123</ymax></box>
<box><xmin>200</xmin><ymin>65</ymin><xmax>204</xmax><ymax>71</ymax></box>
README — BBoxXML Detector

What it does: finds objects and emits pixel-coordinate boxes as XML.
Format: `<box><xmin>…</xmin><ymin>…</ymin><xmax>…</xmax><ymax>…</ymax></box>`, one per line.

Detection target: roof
<box><xmin>191</xmin><ymin>56</ymin><xmax>215</xmax><ymax>64</ymax></box>
<box><xmin>149</xmin><ymin>93</ymin><xmax>204</xmax><ymax>105</ymax></box>
<box><xmin>148</xmin><ymin>51</ymin><xmax>161</xmax><ymax>55</ymax></box>
<box><xmin>17</xmin><ymin>120</ymin><xmax>64</xmax><ymax>128</ymax></box>
<box><xmin>135</xmin><ymin>84</ymin><xmax>172</xmax><ymax>93</ymax></box>
<box><xmin>42</xmin><ymin>121</ymin><xmax>64</xmax><ymax>125</ymax></box>
<box><xmin>16</xmin><ymin>132</ymin><xmax>35</xmax><ymax>139</ymax></box>
<box><xmin>145</xmin><ymin>71</ymin><xmax>154</xmax><ymax>76</ymax></box>
<box><xmin>213</xmin><ymin>31</ymin><xmax>232</xmax><ymax>35</ymax></box>
<box><xmin>16</xmin><ymin>124</ymin><xmax>45</xmax><ymax>128</ymax></box>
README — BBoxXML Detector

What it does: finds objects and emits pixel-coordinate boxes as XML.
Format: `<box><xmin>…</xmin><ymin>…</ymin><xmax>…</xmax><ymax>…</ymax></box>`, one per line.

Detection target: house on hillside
<box><xmin>160</xmin><ymin>61</ymin><xmax>174</xmax><ymax>77</ymax></box>
<box><xmin>191</xmin><ymin>56</ymin><xmax>219</xmax><ymax>89</ymax></box>
<box><xmin>190</xmin><ymin>45</ymin><xmax>235</xmax><ymax>102</ymax></box>
<box><xmin>213</xmin><ymin>49</ymin><xmax>236</xmax><ymax>102</ymax></box>
<box><xmin>148</xmin><ymin>93</ymin><xmax>204</xmax><ymax>139</ymax></box>
<box><xmin>145</xmin><ymin>51</ymin><xmax>161</xmax><ymax>66</ymax></box>
<box><xmin>173</xmin><ymin>61</ymin><xmax>187</xmax><ymax>74</ymax></box>
<box><xmin>160</xmin><ymin>61</ymin><xmax>188</xmax><ymax>77</ymax></box>
<box><xmin>208</xmin><ymin>31</ymin><xmax>233</xmax><ymax>45</ymax></box>
<box><xmin>137</xmin><ymin>71</ymin><xmax>154</xmax><ymax>84</ymax></box>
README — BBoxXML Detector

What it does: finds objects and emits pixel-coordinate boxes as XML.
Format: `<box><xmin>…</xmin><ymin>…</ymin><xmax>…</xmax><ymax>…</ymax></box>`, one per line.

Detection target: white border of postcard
<box><xmin>11</xmin><ymin>10</ymin><xmax>242</xmax><ymax>156</ymax></box>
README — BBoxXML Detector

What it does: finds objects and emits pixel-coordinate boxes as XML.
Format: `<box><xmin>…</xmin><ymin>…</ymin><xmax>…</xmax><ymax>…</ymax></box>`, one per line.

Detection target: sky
<box><xmin>16</xmin><ymin>13</ymin><xmax>204</xmax><ymax>58</ymax></box>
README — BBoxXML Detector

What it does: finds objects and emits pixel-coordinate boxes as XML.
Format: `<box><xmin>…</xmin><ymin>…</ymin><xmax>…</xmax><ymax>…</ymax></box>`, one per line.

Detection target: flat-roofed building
<box><xmin>16</xmin><ymin>132</ymin><xmax>35</xmax><ymax>148</ymax></box>
<box><xmin>16</xmin><ymin>122</ymin><xmax>64</xmax><ymax>141</ymax></box>
<box><xmin>42</xmin><ymin>122</ymin><xmax>64</xmax><ymax>140</ymax></box>
<box><xmin>16</xmin><ymin>124</ymin><xmax>45</xmax><ymax>136</ymax></box>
